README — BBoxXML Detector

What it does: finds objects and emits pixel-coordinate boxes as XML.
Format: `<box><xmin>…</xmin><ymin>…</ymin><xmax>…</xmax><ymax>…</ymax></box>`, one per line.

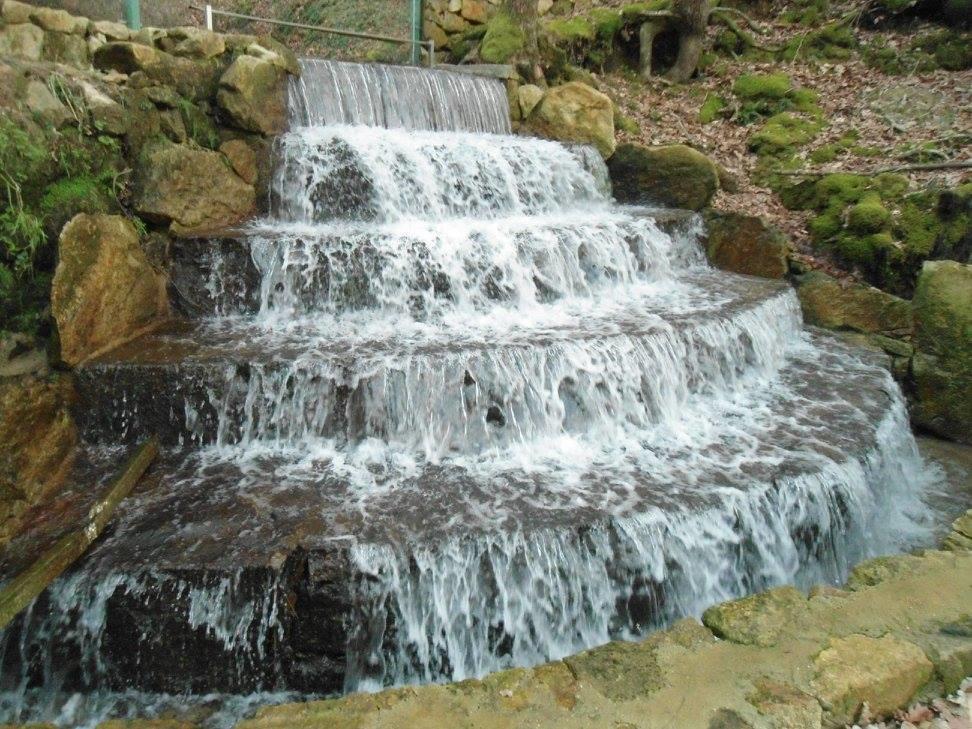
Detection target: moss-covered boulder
<box><xmin>607</xmin><ymin>143</ymin><xmax>719</xmax><ymax>210</ymax></box>
<box><xmin>134</xmin><ymin>141</ymin><xmax>256</xmax><ymax>236</ymax></box>
<box><xmin>216</xmin><ymin>55</ymin><xmax>288</xmax><ymax>136</ymax></box>
<box><xmin>701</xmin><ymin>586</ymin><xmax>807</xmax><ymax>647</ymax></box>
<box><xmin>783</xmin><ymin>175</ymin><xmax>970</xmax><ymax>297</ymax></box>
<box><xmin>51</xmin><ymin>215</ymin><xmax>168</xmax><ymax>366</ymax></box>
<box><xmin>526</xmin><ymin>81</ymin><xmax>615</xmax><ymax>158</ymax></box>
<box><xmin>0</xmin><ymin>374</ymin><xmax>77</xmax><ymax>545</ymax></box>
<box><xmin>911</xmin><ymin>260</ymin><xmax>972</xmax><ymax>442</ymax></box>
<box><xmin>703</xmin><ymin>211</ymin><xmax>790</xmax><ymax>279</ymax></box>
<box><xmin>480</xmin><ymin>13</ymin><xmax>524</xmax><ymax>64</ymax></box>
<box><xmin>810</xmin><ymin>634</ymin><xmax>933</xmax><ymax>727</ymax></box>
<box><xmin>796</xmin><ymin>271</ymin><xmax>912</xmax><ymax>336</ymax></box>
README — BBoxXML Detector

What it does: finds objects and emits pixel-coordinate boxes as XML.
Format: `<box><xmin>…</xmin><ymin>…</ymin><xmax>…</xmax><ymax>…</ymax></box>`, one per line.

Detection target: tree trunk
<box><xmin>665</xmin><ymin>0</ymin><xmax>711</xmax><ymax>82</ymax></box>
<box><xmin>638</xmin><ymin>21</ymin><xmax>665</xmax><ymax>78</ymax></box>
<box><xmin>505</xmin><ymin>0</ymin><xmax>541</xmax><ymax>78</ymax></box>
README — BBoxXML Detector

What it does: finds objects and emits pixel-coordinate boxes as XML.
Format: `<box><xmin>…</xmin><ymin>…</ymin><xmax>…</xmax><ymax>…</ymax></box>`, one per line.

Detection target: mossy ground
<box><xmin>780</xmin><ymin>173</ymin><xmax>971</xmax><ymax>295</ymax></box>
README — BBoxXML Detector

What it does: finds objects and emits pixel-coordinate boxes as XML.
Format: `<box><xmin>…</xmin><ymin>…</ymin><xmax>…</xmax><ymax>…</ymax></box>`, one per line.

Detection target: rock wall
<box><xmin>0</xmin><ymin>0</ymin><xmax>299</xmax><ymax>541</ymax></box>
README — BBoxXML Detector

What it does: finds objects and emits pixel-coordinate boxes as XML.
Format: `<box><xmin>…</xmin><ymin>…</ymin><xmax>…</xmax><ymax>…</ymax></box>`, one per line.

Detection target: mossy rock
<box><xmin>526</xmin><ymin>82</ymin><xmax>616</xmax><ymax>158</ymax></box>
<box><xmin>846</xmin><ymin>196</ymin><xmax>891</xmax><ymax>234</ymax></box>
<box><xmin>796</xmin><ymin>271</ymin><xmax>912</xmax><ymax>336</ymax></box>
<box><xmin>607</xmin><ymin>143</ymin><xmax>719</xmax><ymax>210</ymax></box>
<box><xmin>703</xmin><ymin>211</ymin><xmax>790</xmax><ymax>279</ymax></box>
<box><xmin>911</xmin><ymin>260</ymin><xmax>972</xmax><ymax>443</ymax></box>
<box><xmin>701</xmin><ymin>587</ymin><xmax>807</xmax><ymax>647</ymax></box>
<box><xmin>480</xmin><ymin>13</ymin><xmax>524</xmax><ymax>64</ymax></box>
<box><xmin>811</xmin><ymin>634</ymin><xmax>933</xmax><ymax>727</ymax></box>
<box><xmin>748</xmin><ymin>113</ymin><xmax>822</xmax><ymax>157</ymax></box>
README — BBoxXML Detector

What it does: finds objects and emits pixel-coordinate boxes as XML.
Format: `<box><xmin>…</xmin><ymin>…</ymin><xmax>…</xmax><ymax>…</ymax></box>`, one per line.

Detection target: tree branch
<box><xmin>709</xmin><ymin>5</ymin><xmax>771</xmax><ymax>35</ymax></box>
<box><xmin>709</xmin><ymin>10</ymin><xmax>785</xmax><ymax>51</ymax></box>
<box><xmin>774</xmin><ymin>160</ymin><xmax>972</xmax><ymax>177</ymax></box>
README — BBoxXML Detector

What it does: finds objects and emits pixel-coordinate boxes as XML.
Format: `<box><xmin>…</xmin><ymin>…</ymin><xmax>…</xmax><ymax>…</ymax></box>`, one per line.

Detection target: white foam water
<box><xmin>0</xmin><ymin>58</ymin><xmax>946</xmax><ymax>728</ymax></box>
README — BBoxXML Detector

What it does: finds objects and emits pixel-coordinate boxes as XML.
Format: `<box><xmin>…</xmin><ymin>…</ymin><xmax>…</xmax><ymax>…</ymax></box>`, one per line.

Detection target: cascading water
<box><xmin>0</xmin><ymin>59</ymin><xmax>942</xmax><ymax>726</ymax></box>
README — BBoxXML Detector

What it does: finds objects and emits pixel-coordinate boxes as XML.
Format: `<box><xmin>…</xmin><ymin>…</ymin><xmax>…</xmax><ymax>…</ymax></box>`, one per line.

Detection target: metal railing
<box><xmin>191</xmin><ymin>4</ymin><xmax>435</xmax><ymax>67</ymax></box>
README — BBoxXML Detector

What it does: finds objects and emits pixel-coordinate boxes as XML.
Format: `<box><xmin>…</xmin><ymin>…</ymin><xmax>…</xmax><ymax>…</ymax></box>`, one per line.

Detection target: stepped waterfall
<box><xmin>0</xmin><ymin>60</ymin><xmax>936</xmax><ymax>726</ymax></box>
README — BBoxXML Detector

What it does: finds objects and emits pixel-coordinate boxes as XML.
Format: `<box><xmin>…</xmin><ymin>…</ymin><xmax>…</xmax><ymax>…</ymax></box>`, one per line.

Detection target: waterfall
<box><xmin>0</xmin><ymin>58</ymin><xmax>940</xmax><ymax>727</ymax></box>
<box><xmin>290</xmin><ymin>59</ymin><xmax>512</xmax><ymax>134</ymax></box>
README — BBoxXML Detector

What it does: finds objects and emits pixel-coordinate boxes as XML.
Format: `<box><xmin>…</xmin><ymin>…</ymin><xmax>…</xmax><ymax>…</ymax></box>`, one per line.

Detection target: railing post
<box><xmin>205</xmin><ymin>4</ymin><xmax>214</xmax><ymax>30</ymax></box>
<box><xmin>410</xmin><ymin>0</ymin><xmax>423</xmax><ymax>65</ymax></box>
<box><xmin>123</xmin><ymin>0</ymin><xmax>141</xmax><ymax>31</ymax></box>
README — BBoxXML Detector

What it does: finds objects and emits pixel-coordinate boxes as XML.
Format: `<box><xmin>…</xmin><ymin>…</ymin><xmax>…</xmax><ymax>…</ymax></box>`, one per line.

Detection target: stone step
<box><xmin>77</xmin><ymin>272</ymin><xmax>798</xmax><ymax>448</ymax></box>
<box><xmin>0</xmin><ymin>332</ymin><xmax>926</xmax><ymax>697</ymax></box>
<box><xmin>169</xmin><ymin>208</ymin><xmax>700</xmax><ymax>319</ymax></box>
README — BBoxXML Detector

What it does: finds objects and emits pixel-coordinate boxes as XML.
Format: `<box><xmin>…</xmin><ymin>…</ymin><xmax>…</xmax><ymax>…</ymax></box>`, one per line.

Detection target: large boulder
<box><xmin>911</xmin><ymin>260</ymin><xmax>972</xmax><ymax>443</ymax></box>
<box><xmin>217</xmin><ymin>55</ymin><xmax>288</xmax><ymax>136</ymax></box>
<box><xmin>810</xmin><ymin>634</ymin><xmax>933</xmax><ymax>727</ymax></box>
<box><xmin>703</xmin><ymin>211</ymin><xmax>790</xmax><ymax>279</ymax></box>
<box><xmin>52</xmin><ymin>215</ymin><xmax>167</xmax><ymax>366</ymax></box>
<box><xmin>0</xmin><ymin>22</ymin><xmax>45</xmax><ymax>61</ymax></box>
<box><xmin>93</xmin><ymin>42</ymin><xmax>217</xmax><ymax>101</ymax></box>
<box><xmin>796</xmin><ymin>271</ymin><xmax>912</xmax><ymax>337</ymax></box>
<box><xmin>134</xmin><ymin>141</ymin><xmax>256</xmax><ymax>236</ymax></box>
<box><xmin>701</xmin><ymin>586</ymin><xmax>806</xmax><ymax>647</ymax></box>
<box><xmin>0</xmin><ymin>374</ymin><xmax>77</xmax><ymax>545</ymax></box>
<box><xmin>607</xmin><ymin>143</ymin><xmax>719</xmax><ymax>211</ymax></box>
<box><xmin>526</xmin><ymin>81</ymin><xmax>616</xmax><ymax>158</ymax></box>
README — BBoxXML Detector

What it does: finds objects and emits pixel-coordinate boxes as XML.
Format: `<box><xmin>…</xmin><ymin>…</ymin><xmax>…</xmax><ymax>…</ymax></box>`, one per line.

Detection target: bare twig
<box><xmin>710</xmin><ymin>11</ymin><xmax>785</xmax><ymax>52</ymax></box>
<box><xmin>775</xmin><ymin>160</ymin><xmax>972</xmax><ymax>176</ymax></box>
<box><xmin>0</xmin><ymin>439</ymin><xmax>159</xmax><ymax>631</ymax></box>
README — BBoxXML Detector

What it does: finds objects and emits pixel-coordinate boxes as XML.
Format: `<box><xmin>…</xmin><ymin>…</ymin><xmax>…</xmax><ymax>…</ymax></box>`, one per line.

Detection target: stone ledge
<box><xmin>236</xmin><ymin>544</ymin><xmax>972</xmax><ymax>729</ymax></box>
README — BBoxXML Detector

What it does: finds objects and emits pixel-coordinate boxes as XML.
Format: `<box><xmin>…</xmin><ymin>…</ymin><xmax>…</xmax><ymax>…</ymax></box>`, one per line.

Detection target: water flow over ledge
<box><xmin>290</xmin><ymin>59</ymin><xmax>512</xmax><ymax>134</ymax></box>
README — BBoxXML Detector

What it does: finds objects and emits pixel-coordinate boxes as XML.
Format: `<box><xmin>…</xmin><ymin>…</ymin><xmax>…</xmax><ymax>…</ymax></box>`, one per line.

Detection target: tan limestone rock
<box><xmin>134</xmin><ymin>141</ymin><xmax>256</xmax><ymax>236</ymax></box>
<box><xmin>51</xmin><ymin>215</ymin><xmax>168</xmax><ymax>366</ymax></box>
<box><xmin>526</xmin><ymin>81</ymin><xmax>615</xmax><ymax>158</ymax></box>
<box><xmin>217</xmin><ymin>55</ymin><xmax>287</xmax><ymax>135</ymax></box>
<box><xmin>701</xmin><ymin>586</ymin><xmax>807</xmax><ymax>647</ymax></box>
<box><xmin>810</xmin><ymin>634</ymin><xmax>933</xmax><ymax>727</ymax></box>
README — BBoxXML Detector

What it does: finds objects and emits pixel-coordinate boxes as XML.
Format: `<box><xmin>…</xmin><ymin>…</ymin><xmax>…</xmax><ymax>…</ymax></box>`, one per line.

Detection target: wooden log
<box><xmin>0</xmin><ymin>438</ymin><xmax>159</xmax><ymax>630</ymax></box>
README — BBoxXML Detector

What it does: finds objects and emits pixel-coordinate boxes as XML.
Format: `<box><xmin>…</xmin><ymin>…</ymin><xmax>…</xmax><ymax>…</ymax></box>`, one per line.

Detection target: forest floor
<box><xmin>595</xmin><ymin>8</ymin><xmax>970</xmax><ymax>280</ymax></box>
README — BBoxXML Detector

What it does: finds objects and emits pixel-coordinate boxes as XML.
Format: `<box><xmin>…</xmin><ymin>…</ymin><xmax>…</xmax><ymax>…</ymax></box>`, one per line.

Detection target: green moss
<box><xmin>545</xmin><ymin>16</ymin><xmax>596</xmax><ymax>43</ymax></box>
<box><xmin>810</xmin><ymin>144</ymin><xmax>840</xmax><ymax>163</ymax></box>
<box><xmin>784</xmin><ymin>21</ymin><xmax>856</xmax><ymax>61</ymax></box>
<box><xmin>748</xmin><ymin>113</ymin><xmax>822</xmax><ymax>157</ymax></box>
<box><xmin>178</xmin><ymin>99</ymin><xmax>219</xmax><ymax>150</ymax></box>
<box><xmin>809</xmin><ymin>210</ymin><xmax>843</xmax><ymax>241</ymax></box>
<box><xmin>733</xmin><ymin>72</ymin><xmax>792</xmax><ymax>100</ymax></box>
<box><xmin>615</xmin><ymin>109</ymin><xmax>640</xmax><ymax>134</ymax></box>
<box><xmin>789</xmin><ymin>88</ymin><xmax>821</xmax><ymax>114</ymax></box>
<box><xmin>40</xmin><ymin>176</ymin><xmax>114</xmax><ymax>223</ymax></box>
<box><xmin>589</xmin><ymin>8</ymin><xmax>622</xmax><ymax>39</ymax></box>
<box><xmin>874</xmin><ymin>173</ymin><xmax>909</xmax><ymax>199</ymax></box>
<box><xmin>815</xmin><ymin>173</ymin><xmax>870</xmax><ymax>206</ymax></box>
<box><xmin>699</xmin><ymin>94</ymin><xmax>727</xmax><ymax>124</ymax></box>
<box><xmin>480</xmin><ymin>13</ymin><xmax>525</xmax><ymax>64</ymax></box>
<box><xmin>847</xmin><ymin>196</ymin><xmax>891</xmax><ymax>234</ymax></box>
<box><xmin>913</xmin><ymin>30</ymin><xmax>972</xmax><ymax>71</ymax></box>
<box><xmin>620</xmin><ymin>0</ymin><xmax>670</xmax><ymax>18</ymax></box>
